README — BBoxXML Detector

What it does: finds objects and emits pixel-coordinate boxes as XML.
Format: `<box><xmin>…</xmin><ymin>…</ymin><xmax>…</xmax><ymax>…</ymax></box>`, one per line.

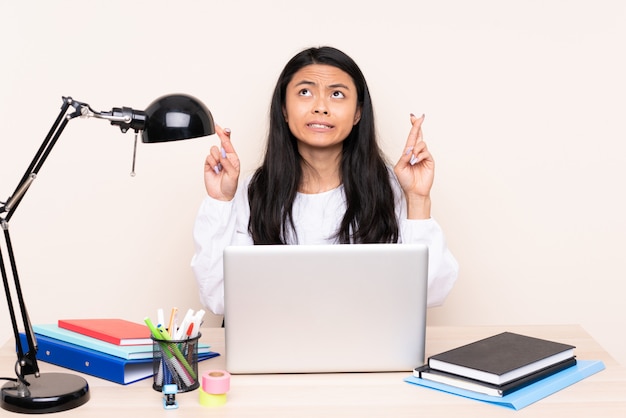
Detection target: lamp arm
<box><xmin>0</xmin><ymin>96</ymin><xmax>146</xmax><ymax>385</ymax></box>
<box><xmin>1</xmin><ymin>97</ymin><xmax>148</xmax><ymax>219</ymax></box>
<box><xmin>1</xmin><ymin>223</ymin><xmax>39</xmax><ymax>382</ymax></box>
<box><xmin>1</xmin><ymin>98</ymin><xmax>73</xmax><ymax>220</ymax></box>
<box><xmin>0</xmin><ymin>97</ymin><xmax>83</xmax><ymax>383</ymax></box>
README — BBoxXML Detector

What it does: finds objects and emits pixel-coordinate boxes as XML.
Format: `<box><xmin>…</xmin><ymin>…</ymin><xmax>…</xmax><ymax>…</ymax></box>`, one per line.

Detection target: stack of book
<box><xmin>19</xmin><ymin>318</ymin><xmax>219</xmax><ymax>385</ymax></box>
<box><xmin>406</xmin><ymin>331</ymin><xmax>605</xmax><ymax>410</ymax></box>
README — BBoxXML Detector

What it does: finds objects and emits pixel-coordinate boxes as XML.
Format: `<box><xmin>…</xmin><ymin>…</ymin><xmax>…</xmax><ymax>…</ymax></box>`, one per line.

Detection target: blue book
<box><xmin>404</xmin><ymin>359</ymin><xmax>605</xmax><ymax>410</ymax></box>
<box><xmin>32</xmin><ymin>324</ymin><xmax>213</xmax><ymax>360</ymax></box>
<box><xmin>19</xmin><ymin>332</ymin><xmax>220</xmax><ymax>385</ymax></box>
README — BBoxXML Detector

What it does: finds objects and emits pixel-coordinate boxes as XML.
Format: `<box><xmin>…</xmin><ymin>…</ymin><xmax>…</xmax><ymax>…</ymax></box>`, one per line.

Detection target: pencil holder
<box><xmin>151</xmin><ymin>333</ymin><xmax>201</xmax><ymax>392</ymax></box>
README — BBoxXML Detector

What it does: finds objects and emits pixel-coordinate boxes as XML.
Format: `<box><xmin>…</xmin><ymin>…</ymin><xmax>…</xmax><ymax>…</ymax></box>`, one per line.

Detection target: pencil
<box><xmin>167</xmin><ymin>307</ymin><xmax>178</xmax><ymax>334</ymax></box>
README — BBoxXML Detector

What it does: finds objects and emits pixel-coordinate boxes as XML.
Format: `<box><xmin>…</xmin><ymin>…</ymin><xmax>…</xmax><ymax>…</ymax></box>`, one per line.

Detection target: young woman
<box><xmin>191</xmin><ymin>46</ymin><xmax>458</xmax><ymax>315</ymax></box>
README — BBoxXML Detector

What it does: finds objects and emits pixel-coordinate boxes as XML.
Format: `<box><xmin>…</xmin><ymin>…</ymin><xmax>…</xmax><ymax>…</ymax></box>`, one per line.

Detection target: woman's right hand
<box><xmin>203</xmin><ymin>124</ymin><xmax>240</xmax><ymax>201</ymax></box>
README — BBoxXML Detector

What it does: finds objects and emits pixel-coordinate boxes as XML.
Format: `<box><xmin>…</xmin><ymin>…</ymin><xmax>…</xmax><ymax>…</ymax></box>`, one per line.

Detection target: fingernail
<box><xmin>221</xmin><ymin>147</ymin><xmax>227</xmax><ymax>158</ymax></box>
<box><xmin>213</xmin><ymin>165</ymin><xmax>220</xmax><ymax>174</ymax></box>
<box><xmin>410</xmin><ymin>155</ymin><xmax>419</xmax><ymax>165</ymax></box>
<box><xmin>224</xmin><ymin>128</ymin><xmax>231</xmax><ymax>135</ymax></box>
<box><xmin>405</xmin><ymin>146</ymin><xmax>414</xmax><ymax>156</ymax></box>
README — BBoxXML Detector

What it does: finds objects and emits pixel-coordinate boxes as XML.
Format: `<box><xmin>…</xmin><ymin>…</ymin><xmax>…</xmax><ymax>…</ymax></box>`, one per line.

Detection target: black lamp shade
<box><xmin>142</xmin><ymin>94</ymin><xmax>215</xmax><ymax>143</ymax></box>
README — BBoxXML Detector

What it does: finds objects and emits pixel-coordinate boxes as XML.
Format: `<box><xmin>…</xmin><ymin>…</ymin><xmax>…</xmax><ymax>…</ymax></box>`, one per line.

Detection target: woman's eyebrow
<box><xmin>293</xmin><ymin>80</ymin><xmax>351</xmax><ymax>90</ymax></box>
<box><xmin>328</xmin><ymin>83</ymin><xmax>350</xmax><ymax>90</ymax></box>
<box><xmin>293</xmin><ymin>80</ymin><xmax>315</xmax><ymax>87</ymax></box>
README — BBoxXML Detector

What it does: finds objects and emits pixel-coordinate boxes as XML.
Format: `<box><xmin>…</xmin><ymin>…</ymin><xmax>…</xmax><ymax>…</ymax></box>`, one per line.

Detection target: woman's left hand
<box><xmin>394</xmin><ymin>114</ymin><xmax>434</xmax><ymax>218</ymax></box>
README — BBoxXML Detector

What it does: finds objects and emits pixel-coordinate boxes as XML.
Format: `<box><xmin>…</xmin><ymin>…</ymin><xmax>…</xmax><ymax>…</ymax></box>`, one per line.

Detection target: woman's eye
<box><xmin>332</xmin><ymin>91</ymin><xmax>345</xmax><ymax>98</ymax></box>
<box><xmin>299</xmin><ymin>89</ymin><xmax>312</xmax><ymax>96</ymax></box>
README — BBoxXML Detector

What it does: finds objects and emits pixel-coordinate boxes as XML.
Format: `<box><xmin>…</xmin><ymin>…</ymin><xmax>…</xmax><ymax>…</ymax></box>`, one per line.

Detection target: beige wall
<box><xmin>1</xmin><ymin>1</ymin><xmax>624</xmax><ymax>365</ymax></box>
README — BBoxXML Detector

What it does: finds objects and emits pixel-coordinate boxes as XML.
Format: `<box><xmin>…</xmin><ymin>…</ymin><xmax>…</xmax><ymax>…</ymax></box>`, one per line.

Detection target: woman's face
<box><xmin>283</xmin><ymin>64</ymin><xmax>361</xmax><ymax>154</ymax></box>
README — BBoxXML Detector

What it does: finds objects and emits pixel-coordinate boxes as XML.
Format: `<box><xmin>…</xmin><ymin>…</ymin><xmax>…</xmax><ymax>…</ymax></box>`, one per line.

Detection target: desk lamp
<box><xmin>0</xmin><ymin>94</ymin><xmax>214</xmax><ymax>413</ymax></box>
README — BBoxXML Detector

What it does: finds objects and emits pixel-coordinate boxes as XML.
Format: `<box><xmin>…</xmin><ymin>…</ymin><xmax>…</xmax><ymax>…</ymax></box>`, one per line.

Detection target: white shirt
<box><xmin>191</xmin><ymin>174</ymin><xmax>459</xmax><ymax>315</ymax></box>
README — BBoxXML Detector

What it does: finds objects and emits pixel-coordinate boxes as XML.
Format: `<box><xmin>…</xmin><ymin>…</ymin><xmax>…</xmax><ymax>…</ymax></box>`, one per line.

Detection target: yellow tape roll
<box><xmin>199</xmin><ymin>388</ymin><xmax>227</xmax><ymax>407</ymax></box>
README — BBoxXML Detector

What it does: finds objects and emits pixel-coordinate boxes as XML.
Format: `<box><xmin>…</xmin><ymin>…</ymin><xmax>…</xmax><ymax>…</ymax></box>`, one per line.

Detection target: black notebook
<box><xmin>415</xmin><ymin>357</ymin><xmax>577</xmax><ymax>397</ymax></box>
<box><xmin>427</xmin><ymin>332</ymin><xmax>576</xmax><ymax>385</ymax></box>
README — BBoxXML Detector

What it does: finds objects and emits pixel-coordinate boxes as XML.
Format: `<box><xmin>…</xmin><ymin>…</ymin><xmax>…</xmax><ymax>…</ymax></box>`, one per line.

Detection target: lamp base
<box><xmin>1</xmin><ymin>372</ymin><xmax>90</xmax><ymax>414</ymax></box>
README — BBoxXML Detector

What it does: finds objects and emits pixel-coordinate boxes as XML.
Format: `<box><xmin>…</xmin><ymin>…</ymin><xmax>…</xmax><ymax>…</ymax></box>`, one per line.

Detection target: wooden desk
<box><xmin>2</xmin><ymin>325</ymin><xmax>625</xmax><ymax>417</ymax></box>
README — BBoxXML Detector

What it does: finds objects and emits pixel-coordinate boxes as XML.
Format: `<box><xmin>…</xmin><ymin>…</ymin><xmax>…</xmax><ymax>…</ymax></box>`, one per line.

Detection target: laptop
<box><xmin>223</xmin><ymin>243</ymin><xmax>429</xmax><ymax>374</ymax></box>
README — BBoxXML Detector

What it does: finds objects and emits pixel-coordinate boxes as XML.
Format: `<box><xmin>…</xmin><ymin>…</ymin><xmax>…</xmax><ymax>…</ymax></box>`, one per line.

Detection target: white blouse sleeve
<box><xmin>400</xmin><ymin>218</ymin><xmax>459</xmax><ymax>307</ymax></box>
<box><xmin>190</xmin><ymin>184</ymin><xmax>253</xmax><ymax>315</ymax></box>
<box><xmin>390</xmin><ymin>169</ymin><xmax>459</xmax><ymax>307</ymax></box>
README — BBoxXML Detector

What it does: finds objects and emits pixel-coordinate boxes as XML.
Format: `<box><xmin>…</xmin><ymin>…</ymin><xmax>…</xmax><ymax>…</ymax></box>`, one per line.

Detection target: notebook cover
<box><xmin>406</xmin><ymin>359</ymin><xmax>605</xmax><ymax>410</ymax></box>
<box><xmin>428</xmin><ymin>332</ymin><xmax>575</xmax><ymax>384</ymax></box>
<box><xmin>58</xmin><ymin>318</ymin><xmax>152</xmax><ymax>346</ymax></box>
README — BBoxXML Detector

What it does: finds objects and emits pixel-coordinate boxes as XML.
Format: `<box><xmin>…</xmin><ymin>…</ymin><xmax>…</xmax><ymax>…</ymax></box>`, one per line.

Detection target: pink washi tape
<box><xmin>201</xmin><ymin>370</ymin><xmax>231</xmax><ymax>395</ymax></box>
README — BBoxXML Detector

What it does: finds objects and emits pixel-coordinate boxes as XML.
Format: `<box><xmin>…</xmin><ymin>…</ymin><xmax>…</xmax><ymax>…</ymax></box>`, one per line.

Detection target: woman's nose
<box><xmin>312</xmin><ymin>98</ymin><xmax>329</xmax><ymax>115</ymax></box>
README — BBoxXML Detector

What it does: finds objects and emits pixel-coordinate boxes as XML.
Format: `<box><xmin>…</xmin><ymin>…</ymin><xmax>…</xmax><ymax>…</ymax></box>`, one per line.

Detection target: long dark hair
<box><xmin>248</xmin><ymin>46</ymin><xmax>399</xmax><ymax>244</ymax></box>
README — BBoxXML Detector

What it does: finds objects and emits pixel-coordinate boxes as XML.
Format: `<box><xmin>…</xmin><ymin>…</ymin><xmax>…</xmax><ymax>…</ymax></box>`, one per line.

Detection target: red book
<box><xmin>58</xmin><ymin>318</ymin><xmax>152</xmax><ymax>346</ymax></box>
